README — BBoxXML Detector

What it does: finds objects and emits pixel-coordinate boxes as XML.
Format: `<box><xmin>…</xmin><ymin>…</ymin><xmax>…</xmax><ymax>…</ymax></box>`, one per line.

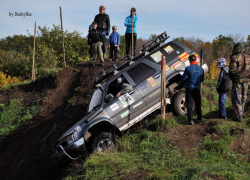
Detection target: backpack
<box><xmin>241</xmin><ymin>54</ymin><xmax>250</xmax><ymax>79</ymax></box>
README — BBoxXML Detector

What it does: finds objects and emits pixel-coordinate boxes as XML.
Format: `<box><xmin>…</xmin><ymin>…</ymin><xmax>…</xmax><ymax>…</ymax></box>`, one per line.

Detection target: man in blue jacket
<box><xmin>181</xmin><ymin>54</ymin><xmax>204</xmax><ymax>125</ymax></box>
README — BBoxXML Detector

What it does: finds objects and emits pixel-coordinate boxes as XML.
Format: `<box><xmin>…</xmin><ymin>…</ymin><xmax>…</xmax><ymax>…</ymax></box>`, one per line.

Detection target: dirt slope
<box><xmin>0</xmin><ymin>62</ymin><xmax>113</xmax><ymax>180</ymax></box>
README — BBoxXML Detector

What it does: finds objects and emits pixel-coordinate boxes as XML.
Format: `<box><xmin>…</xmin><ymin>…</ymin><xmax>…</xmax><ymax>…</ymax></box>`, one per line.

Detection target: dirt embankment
<box><xmin>0</xmin><ymin>62</ymin><xmax>113</xmax><ymax>180</ymax></box>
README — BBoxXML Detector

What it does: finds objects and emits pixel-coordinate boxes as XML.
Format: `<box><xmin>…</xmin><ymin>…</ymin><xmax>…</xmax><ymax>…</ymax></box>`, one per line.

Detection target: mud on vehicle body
<box><xmin>52</xmin><ymin>32</ymin><xmax>208</xmax><ymax>164</ymax></box>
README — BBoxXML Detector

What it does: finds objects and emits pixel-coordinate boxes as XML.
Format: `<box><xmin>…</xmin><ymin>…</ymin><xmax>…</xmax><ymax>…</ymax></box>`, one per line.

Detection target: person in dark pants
<box><xmin>216</xmin><ymin>58</ymin><xmax>230</xmax><ymax>119</ymax></box>
<box><xmin>124</xmin><ymin>7</ymin><xmax>139</xmax><ymax>55</ymax></box>
<box><xmin>108</xmin><ymin>25</ymin><xmax>120</xmax><ymax>61</ymax></box>
<box><xmin>88</xmin><ymin>22</ymin><xmax>104</xmax><ymax>67</ymax></box>
<box><xmin>181</xmin><ymin>54</ymin><xmax>204</xmax><ymax>125</ymax></box>
<box><xmin>94</xmin><ymin>5</ymin><xmax>110</xmax><ymax>60</ymax></box>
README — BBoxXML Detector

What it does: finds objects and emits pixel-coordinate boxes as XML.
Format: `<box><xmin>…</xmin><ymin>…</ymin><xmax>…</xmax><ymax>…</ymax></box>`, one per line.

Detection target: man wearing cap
<box><xmin>229</xmin><ymin>43</ymin><xmax>250</xmax><ymax>122</ymax></box>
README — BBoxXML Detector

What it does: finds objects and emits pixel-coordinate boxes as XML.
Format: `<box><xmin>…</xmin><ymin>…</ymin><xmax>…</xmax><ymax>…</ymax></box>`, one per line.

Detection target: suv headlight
<box><xmin>71</xmin><ymin>132</ymin><xmax>77</xmax><ymax>141</ymax></box>
<box><xmin>66</xmin><ymin>132</ymin><xmax>78</xmax><ymax>144</ymax></box>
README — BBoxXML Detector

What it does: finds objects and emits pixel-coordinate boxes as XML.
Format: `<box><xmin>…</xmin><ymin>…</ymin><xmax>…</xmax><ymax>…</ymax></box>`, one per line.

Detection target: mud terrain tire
<box><xmin>90</xmin><ymin>132</ymin><xmax>116</xmax><ymax>152</ymax></box>
<box><xmin>172</xmin><ymin>91</ymin><xmax>187</xmax><ymax>116</ymax></box>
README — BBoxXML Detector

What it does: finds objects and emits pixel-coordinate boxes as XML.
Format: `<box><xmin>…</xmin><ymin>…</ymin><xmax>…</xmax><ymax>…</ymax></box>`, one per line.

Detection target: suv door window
<box><xmin>127</xmin><ymin>63</ymin><xmax>156</xmax><ymax>84</ymax></box>
<box><xmin>105</xmin><ymin>75</ymin><xmax>147</xmax><ymax>130</ymax></box>
<box><xmin>126</xmin><ymin>62</ymin><xmax>161</xmax><ymax>108</ymax></box>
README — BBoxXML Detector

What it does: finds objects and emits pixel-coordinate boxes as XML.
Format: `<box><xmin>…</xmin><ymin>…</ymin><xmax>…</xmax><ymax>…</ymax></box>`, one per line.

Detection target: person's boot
<box><xmin>101</xmin><ymin>61</ymin><xmax>104</xmax><ymax>66</ymax></box>
<box><xmin>92</xmin><ymin>63</ymin><xmax>95</xmax><ymax>67</ymax></box>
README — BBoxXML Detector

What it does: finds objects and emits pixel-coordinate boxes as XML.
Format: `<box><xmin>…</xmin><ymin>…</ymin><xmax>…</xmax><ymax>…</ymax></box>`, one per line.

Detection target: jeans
<box><xmin>101</xmin><ymin>30</ymin><xmax>106</xmax><ymax>54</ymax></box>
<box><xmin>218</xmin><ymin>93</ymin><xmax>227</xmax><ymax>118</ymax></box>
<box><xmin>185</xmin><ymin>88</ymin><xmax>202</xmax><ymax>121</ymax></box>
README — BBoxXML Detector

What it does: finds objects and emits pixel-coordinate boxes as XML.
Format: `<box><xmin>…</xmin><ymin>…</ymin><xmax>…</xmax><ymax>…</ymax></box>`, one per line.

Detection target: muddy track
<box><xmin>0</xmin><ymin>61</ymin><xmax>114</xmax><ymax>180</ymax></box>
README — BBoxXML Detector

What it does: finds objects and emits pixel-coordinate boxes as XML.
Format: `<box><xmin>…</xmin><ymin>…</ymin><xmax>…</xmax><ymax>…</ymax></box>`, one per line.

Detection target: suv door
<box><xmin>104</xmin><ymin>75</ymin><xmax>147</xmax><ymax>129</ymax></box>
<box><xmin>126</xmin><ymin>61</ymin><xmax>161</xmax><ymax>108</ymax></box>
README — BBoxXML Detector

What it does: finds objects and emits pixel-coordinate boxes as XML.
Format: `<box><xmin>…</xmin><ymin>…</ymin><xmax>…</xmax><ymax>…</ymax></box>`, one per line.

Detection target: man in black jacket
<box><xmin>94</xmin><ymin>5</ymin><xmax>110</xmax><ymax>59</ymax></box>
<box><xmin>88</xmin><ymin>22</ymin><xmax>104</xmax><ymax>67</ymax></box>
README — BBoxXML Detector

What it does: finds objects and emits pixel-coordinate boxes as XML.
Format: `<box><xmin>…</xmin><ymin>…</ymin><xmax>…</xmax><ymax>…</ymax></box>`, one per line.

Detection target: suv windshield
<box><xmin>88</xmin><ymin>88</ymin><xmax>103</xmax><ymax>112</ymax></box>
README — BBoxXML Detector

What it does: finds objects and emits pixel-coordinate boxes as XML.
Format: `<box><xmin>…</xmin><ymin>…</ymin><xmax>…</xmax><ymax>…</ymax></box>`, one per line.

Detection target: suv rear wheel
<box><xmin>172</xmin><ymin>91</ymin><xmax>187</xmax><ymax>116</ymax></box>
<box><xmin>91</xmin><ymin>132</ymin><xmax>115</xmax><ymax>152</ymax></box>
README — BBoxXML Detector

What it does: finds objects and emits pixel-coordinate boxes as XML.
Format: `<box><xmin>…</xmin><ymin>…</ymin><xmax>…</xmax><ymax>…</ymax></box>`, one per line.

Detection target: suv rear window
<box><xmin>164</xmin><ymin>43</ymin><xmax>185</xmax><ymax>62</ymax></box>
<box><xmin>127</xmin><ymin>63</ymin><xmax>155</xmax><ymax>84</ymax></box>
<box><xmin>149</xmin><ymin>42</ymin><xmax>186</xmax><ymax>63</ymax></box>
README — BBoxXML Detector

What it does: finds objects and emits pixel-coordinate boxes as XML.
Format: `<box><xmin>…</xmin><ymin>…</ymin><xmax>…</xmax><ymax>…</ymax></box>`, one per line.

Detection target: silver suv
<box><xmin>52</xmin><ymin>32</ymin><xmax>208</xmax><ymax>164</ymax></box>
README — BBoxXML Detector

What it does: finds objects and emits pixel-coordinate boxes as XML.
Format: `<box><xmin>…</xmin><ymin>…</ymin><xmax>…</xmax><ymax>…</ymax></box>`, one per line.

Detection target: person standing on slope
<box><xmin>216</xmin><ymin>58</ymin><xmax>230</xmax><ymax>120</ymax></box>
<box><xmin>181</xmin><ymin>54</ymin><xmax>204</xmax><ymax>125</ymax></box>
<box><xmin>229</xmin><ymin>43</ymin><xmax>250</xmax><ymax>122</ymax></box>
<box><xmin>124</xmin><ymin>7</ymin><xmax>139</xmax><ymax>55</ymax></box>
<box><xmin>94</xmin><ymin>5</ymin><xmax>110</xmax><ymax>60</ymax></box>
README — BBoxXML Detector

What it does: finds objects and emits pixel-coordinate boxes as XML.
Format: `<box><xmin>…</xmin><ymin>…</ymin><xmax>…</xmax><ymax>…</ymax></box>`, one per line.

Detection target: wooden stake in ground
<box><xmin>131</xmin><ymin>10</ymin><xmax>134</xmax><ymax>58</ymax></box>
<box><xmin>31</xmin><ymin>22</ymin><xmax>36</xmax><ymax>81</ymax></box>
<box><xmin>209</xmin><ymin>94</ymin><xmax>212</xmax><ymax>112</ymax></box>
<box><xmin>60</xmin><ymin>6</ymin><xmax>66</xmax><ymax>68</ymax></box>
<box><xmin>200</xmin><ymin>49</ymin><xmax>203</xmax><ymax>95</ymax></box>
<box><xmin>161</xmin><ymin>55</ymin><xmax>166</xmax><ymax>119</ymax></box>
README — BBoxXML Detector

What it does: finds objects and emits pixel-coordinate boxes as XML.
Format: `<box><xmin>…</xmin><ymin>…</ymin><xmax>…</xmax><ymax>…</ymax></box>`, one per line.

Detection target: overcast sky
<box><xmin>1</xmin><ymin>0</ymin><xmax>249</xmax><ymax>42</ymax></box>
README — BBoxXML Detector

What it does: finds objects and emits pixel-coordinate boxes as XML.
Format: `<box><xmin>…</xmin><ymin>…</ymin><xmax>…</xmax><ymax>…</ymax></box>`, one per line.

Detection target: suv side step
<box><xmin>119</xmin><ymin>98</ymin><xmax>171</xmax><ymax>131</ymax></box>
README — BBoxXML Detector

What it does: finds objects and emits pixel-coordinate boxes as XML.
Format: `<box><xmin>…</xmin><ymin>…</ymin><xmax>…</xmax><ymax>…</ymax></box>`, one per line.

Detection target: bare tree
<box><xmin>228</xmin><ymin>33</ymin><xmax>244</xmax><ymax>43</ymax></box>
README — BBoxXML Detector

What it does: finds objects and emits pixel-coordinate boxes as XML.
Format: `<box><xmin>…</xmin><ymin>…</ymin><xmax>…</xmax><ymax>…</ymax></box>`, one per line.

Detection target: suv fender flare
<box><xmin>165</xmin><ymin>71</ymin><xmax>184</xmax><ymax>82</ymax></box>
<box><xmin>81</xmin><ymin>118</ymin><xmax>121</xmax><ymax>139</ymax></box>
<box><xmin>165</xmin><ymin>71</ymin><xmax>185</xmax><ymax>95</ymax></box>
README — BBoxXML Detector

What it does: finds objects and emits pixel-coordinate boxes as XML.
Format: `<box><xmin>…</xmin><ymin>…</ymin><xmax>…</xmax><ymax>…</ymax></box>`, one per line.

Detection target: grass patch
<box><xmin>38</xmin><ymin>68</ymin><xmax>63</xmax><ymax>78</ymax></box>
<box><xmin>0</xmin><ymin>98</ymin><xmax>42</xmax><ymax>135</ymax></box>
<box><xmin>64</xmin><ymin>119</ymin><xmax>250</xmax><ymax>179</ymax></box>
<box><xmin>0</xmin><ymin>80</ymin><xmax>32</xmax><ymax>90</ymax></box>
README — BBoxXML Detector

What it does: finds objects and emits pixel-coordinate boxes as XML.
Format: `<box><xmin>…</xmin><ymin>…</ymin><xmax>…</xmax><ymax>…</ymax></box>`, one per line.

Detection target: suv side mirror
<box><xmin>105</xmin><ymin>94</ymin><xmax>114</xmax><ymax>102</ymax></box>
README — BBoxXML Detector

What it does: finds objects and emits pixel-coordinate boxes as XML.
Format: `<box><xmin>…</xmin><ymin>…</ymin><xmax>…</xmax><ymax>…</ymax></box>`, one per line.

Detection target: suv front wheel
<box><xmin>172</xmin><ymin>91</ymin><xmax>187</xmax><ymax>116</ymax></box>
<box><xmin>90</xmin><ymin>132</ymin><xmax>116</xmax><ymax>152</ymax></box>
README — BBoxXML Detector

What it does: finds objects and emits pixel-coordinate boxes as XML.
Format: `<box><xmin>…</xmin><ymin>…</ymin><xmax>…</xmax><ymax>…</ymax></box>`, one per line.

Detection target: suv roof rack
<box><xmin>93</xmin><ymin>31</ymin><xmax>170</xmax><ymax>86</ymax></box>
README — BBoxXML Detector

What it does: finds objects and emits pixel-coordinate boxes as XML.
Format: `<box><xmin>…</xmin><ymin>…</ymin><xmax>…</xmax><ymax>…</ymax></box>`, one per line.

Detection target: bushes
<box><xmin>0</xmin><ymin>24</ymin><xmax>90</xmax><ymax>79</ymax></box>
<box><xmin>0</xmin><ymin>71</ymin><xmax>20</xmax><ymax>87</ymax></box>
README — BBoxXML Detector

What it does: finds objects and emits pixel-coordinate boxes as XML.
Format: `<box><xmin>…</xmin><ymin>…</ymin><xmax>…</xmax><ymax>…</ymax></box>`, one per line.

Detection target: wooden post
<box><xmin>161</xmin><ymin>55</ymin><xmax>166</xmax><ymax>119</ymax></box>
<box><xmin>209</xmin><ymin>94</ymin><xmax>212</xmax><ymax>112</ymax></box>
<box><xmin>131</xmin><ymin>9</ymin><xmax>134</xmax><ymax>58</ymax></box>
<box><xmin>60</xmin><ymin>6</ymin><xmax>66</xmax><ymax>68</ymax></box>
<box><xmin>200</xmin><ymin>49</ymin><xmax>203</xmax><ymax>95</ymax></box>
<box><xmin>31</xmin><ymin>22</ymin><xmax>36</xmax><ymax>81</ymax></box>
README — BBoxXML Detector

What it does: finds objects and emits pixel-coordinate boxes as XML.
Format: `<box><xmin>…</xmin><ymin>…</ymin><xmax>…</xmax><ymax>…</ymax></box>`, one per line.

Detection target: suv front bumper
<box><xmin>52</xmin><ymin>137</ymin><xmax>87</xmax><ymax>163</ymax></box>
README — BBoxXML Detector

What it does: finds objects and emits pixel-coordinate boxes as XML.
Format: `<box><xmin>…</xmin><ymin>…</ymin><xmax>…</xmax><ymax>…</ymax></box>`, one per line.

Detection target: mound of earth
<box><xmin>0</xmin><ymin>61</ymin><xmax>114</xmax><ymax>180</ymax></box>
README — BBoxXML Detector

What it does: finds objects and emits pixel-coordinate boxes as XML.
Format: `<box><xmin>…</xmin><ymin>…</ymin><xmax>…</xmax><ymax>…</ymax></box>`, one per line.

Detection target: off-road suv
<box><xmin>52</xmin><ymin>32</ymin><xmax>208</xmax><ymax>164</ymax></box>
